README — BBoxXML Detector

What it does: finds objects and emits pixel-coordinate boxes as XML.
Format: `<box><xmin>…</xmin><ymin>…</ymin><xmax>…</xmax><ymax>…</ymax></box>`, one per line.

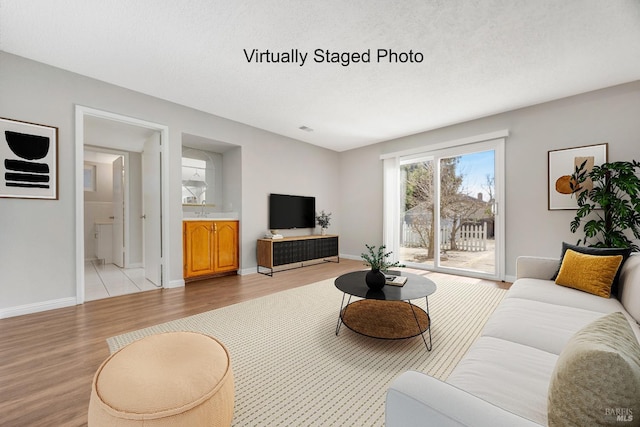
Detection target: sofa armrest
<box><xmin>619</xmin><ymin>253</ymin><xmax>640</xmax><ymax>325</ymax></box>
<box><xmin>516</xmin><ymin>256</ymin><xmax>559</xmax><ymax>280</ymax></box>
<box><xmin>386</xmin><ymin>371</ymin><xmax>540</xmax><ymax>427</ymax></box>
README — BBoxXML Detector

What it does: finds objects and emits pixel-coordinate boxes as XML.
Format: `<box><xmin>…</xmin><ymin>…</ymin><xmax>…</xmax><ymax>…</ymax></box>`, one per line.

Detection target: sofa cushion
<box><xmin>506</xmin><ymin>278</ymin><xmax>625</xmax><ymax>313</ymax></box>
<box><xmin>447</xmin><ymin>336</ymin><xmax>558</xmax><ymax>425</ymax></box>
<box><xmin>554</xmin><ymin>249</ymin><xmax>622</xmax><ymax>298</ymax></box>
<box><xmin>551</xmin><ymin>242</ymin><xmax>632</xmax><ymax>294</ymax></box>
<box><xmin>387</xmin><ymin>372</ymin><xmax>540</xmax><ymax>427</ymax></box>
<box><xmin>481</xmin><ymin>298</ymin><xmax>606</xmax><ymax>355</ymax></box>
<box><xmin>547</xmin><ymin>312</ymin><xmax>640</xmax><ymax>427</ymax></box>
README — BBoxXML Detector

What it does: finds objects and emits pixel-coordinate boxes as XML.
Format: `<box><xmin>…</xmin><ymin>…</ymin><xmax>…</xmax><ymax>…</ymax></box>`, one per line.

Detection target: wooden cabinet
<box><xmin>257</xmin><ymin>235</ymin><xmax>339</xmax><ymax>276</ymax></box>
<box><xmin>212</xmin><ymin>221</ymin><xmax>239</xmax><ymax>273</ymax></box>
<box><xmin>184</xmin><ymin>221</ymin><xmax>215</xmax><ymax>278</ymax></box>
<box><xmin>183</xmin><ymin>220</ymin><xmax>239</xmax><ymax>281</ymax></box>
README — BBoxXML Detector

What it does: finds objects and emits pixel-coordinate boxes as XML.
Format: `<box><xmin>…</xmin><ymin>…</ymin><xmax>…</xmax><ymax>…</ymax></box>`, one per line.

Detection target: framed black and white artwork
<box><xmin>0</xmin><ymin>117</ymin><xmax>58</xmax><ymax>200</ymax></box>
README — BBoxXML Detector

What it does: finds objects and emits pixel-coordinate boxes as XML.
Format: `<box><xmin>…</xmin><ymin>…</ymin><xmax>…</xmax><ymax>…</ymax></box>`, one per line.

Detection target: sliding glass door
<box><xmin>390</xmin><ymin>139</ymin><xmax>504</xmax><ymax>280</ymax></box>
<box><xmin>399</xmin><ymin>157</ymin><xmax>436</xmax><ymax>269</ymax></box>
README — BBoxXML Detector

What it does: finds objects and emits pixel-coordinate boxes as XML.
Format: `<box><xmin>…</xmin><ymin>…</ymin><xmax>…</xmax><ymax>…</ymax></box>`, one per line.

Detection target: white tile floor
<box><xmin>85</xmin><ymin>260</ymin><xmax>161</xmax><ymax>301</ymax></box>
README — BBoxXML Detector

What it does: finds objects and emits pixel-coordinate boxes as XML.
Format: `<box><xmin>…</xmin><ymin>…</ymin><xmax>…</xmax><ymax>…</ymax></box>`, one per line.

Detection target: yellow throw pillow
<box><xmin>555</xmin><ymin>249</ymin><xmax>623</xmax><ymax>298</ymax></box>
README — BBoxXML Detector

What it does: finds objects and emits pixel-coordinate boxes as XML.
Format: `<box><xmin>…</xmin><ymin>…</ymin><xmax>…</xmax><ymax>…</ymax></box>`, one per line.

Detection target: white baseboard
<box><xmin>166</xmin><ymin>279</ymin><xmax>185</xmax><ymax>288</ymax></box>
<box><xmin>239</xmin><ymin>267</ymin><xmax>257</xmax><ymax>276</ymax></box>
<box><xmin>0</xmin><ymin>297</ymin><xmax>77</xmax><ymax>319</ymax></box>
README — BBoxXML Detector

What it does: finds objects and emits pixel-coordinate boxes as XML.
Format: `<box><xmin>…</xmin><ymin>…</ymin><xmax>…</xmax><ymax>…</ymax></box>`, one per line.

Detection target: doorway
<box><xmin>384</xmin><ymin>136</ymin><xmax>505</xmax><ymax>281</ymax></box>
<box><xmin>83</xmin><ymin>148</ymin><xmax>159</xmax><ymax>300</ymax></box>
<box><xmin>399</xmin><ymin>149</ymin><xmax>497</xmax><ymax>275</ymax></box>
<box><xmin>75</xmin><ymin>106</ymin><xmax>170</xmax><ymax>303</ymax></box>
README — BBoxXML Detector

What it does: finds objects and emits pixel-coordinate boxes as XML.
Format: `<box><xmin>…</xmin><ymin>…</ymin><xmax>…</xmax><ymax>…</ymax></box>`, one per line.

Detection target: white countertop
<box><xmin>183</xmin><ymin>218</ymin><xmax>238</xmax><ymax>221</ymax></box>
<box><xmin>182</xmin><ymin>211</ymin><xmax>238</xmax><ymax>221</ymax></box>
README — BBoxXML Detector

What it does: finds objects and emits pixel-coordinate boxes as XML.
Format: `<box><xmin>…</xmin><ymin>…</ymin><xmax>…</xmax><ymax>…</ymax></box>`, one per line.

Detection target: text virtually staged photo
<box><xmin>243</xmin><ymin>48</ymin><xmax>426</xmax><ymax>67</ymax></box>
<box><xmin>1</xmin><ymin>1</ymin><xmax>640</xmax><ymax>426</ymax></box>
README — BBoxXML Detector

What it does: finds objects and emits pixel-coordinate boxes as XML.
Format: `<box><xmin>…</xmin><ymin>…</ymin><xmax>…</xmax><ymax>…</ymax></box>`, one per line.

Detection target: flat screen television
<box><xmin>269</xmin><ymin>193</ymin><xmax>316</xmax><ymax>230</ymax></box>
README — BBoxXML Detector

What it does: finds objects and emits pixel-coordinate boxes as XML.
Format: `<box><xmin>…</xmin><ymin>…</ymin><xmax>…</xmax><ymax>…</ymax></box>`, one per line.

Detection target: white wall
<box><xmin>339</xmin><ymin>144</ymin><xmax>384</xmax><ymax>260</ymax></box>
<box><xmin>239</xmin><ymin>129</ymin><xmax>341</xmax><ymax>271</ymax></box>
<box><xmin>339</xmin><ymin>81</ymin><xmax>640</xmax><ymax>277</ymax></box>
<box><xmin>0</xmin><ymin>52</ymin><xmax>340</xmax><ymax>314</ymax></box>
<box><xmin>222</xmin><ymin>146</ymin><xmax>242</xmax><ymax>215</ymax></box>
<box><xmin>2</xmin><ymin>49</ymin><xmax>637</xmax><ymax>315</ymax></box>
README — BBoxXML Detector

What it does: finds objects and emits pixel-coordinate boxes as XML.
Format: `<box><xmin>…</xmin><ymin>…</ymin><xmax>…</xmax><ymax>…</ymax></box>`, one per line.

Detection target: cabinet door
<box><xmin>319</xmin><ymin>236</ymin><xmax>339</xmax><ymax>258</ymax></box>
<box><xmin>184</xmin><ymin>221</ymin><xmax>215</xmax><ymax>277</ymax></box>
<box><xmin>214</xmin><ymin>221</ymin><xmax>239</xmax><ymax>272</ymax></box>
<box><xmin>273</xmin><ymin>241</ymin><xmax>295</xmax><ymax>266</ymax></box>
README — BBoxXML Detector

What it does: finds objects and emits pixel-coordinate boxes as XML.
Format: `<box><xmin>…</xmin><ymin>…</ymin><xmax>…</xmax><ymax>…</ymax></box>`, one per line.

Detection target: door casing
<box><xmin>74</xmin><ymin>105</ymin><xmax>170</xmax><ymax>304</ymax></box>
<box><xmin>382</xmin><ymin>131</ymin><xmax>507</xmax><ymax>281</ymax></box>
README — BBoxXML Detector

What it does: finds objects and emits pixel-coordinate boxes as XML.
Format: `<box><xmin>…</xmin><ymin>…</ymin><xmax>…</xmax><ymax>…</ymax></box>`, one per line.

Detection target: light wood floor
<box><xmin>0</xmin><ymin>259</ymin><xmax>509</xmax><ymax>426</ymax></box>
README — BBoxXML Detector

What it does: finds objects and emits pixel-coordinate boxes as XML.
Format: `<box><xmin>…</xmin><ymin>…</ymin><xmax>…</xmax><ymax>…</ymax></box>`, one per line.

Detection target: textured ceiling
<box><xmin>1</xmin><ymin>1</ymin><xmax>640</xmax><ymax>152</ymax></box>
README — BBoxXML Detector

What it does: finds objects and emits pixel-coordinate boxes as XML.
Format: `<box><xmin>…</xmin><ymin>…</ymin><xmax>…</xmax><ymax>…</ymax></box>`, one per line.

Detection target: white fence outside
<box><xmin>402</xmin><ymin>221</ymin><xmax>487</xmax><ymax>252</ymax></box>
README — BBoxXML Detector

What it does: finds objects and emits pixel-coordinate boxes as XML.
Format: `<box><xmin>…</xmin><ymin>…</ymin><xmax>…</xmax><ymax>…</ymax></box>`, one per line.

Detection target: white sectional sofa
<box><xmin>386</xmin><ymin>253</ymin><xmax>640</xmax><ymax>427</ymax></box>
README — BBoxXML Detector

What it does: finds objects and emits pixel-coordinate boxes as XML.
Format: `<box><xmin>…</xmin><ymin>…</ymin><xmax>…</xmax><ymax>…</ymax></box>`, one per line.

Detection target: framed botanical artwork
<box><xmin>0</xmin><ymin>117</ymin><xmax>58</xmax><ymax>199</ymax></box>
<box><xmin>548</xmin><ymin>143</ymin><xmax>608</xmax><ymax>210</ymax></box>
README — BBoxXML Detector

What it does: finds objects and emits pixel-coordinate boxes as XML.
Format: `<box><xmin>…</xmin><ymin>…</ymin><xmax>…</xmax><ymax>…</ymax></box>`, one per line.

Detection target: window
<box><xmin>84</xmin><ymin>164</ymin><xmax>96</xmax><ymax>192</ymax></box>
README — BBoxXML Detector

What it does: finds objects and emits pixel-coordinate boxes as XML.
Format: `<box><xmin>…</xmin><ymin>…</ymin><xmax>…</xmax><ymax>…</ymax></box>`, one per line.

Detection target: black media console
<box><xmin>256</xmin><ymin>235</ymin><xmax>339</xmax><ymax>276</ymax></box>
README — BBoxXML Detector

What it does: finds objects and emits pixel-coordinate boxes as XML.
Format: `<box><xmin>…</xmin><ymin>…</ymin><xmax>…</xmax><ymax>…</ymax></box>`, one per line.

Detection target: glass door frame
<box><xmin>383</xmin><ymin>136</ymin><xmax>506</xmax><ymax>281</ymax></box>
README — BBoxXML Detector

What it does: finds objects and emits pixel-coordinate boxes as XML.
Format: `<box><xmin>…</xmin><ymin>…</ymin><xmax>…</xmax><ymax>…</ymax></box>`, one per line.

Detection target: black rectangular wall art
<box><xmin>0</xmin><ymin>117</ymin><xmax>58</xmax><ymax>200</ymax></box>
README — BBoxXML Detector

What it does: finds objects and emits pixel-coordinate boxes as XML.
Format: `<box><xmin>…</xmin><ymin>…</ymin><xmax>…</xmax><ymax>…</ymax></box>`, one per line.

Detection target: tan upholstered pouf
<box><xmin>88</xmin><ymin>332</ymin><xmax>234</xmax><ymax>426</ymax></box>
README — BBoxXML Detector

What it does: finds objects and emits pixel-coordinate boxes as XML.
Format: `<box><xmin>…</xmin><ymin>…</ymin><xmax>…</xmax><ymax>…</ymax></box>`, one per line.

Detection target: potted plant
<box><xmin>570</xmin><ymin>160</ymin><xmax>640</xmax><ymax>250</ymax></box>
<box><xmin>361</xmin><ymin>244</ymin><xmax>405</xmax><ymax>290</ymax></box>
<box><xmin>316</xmin><ymin>210</ymin><xmax>331</xmax><ymax>235</ymax></box>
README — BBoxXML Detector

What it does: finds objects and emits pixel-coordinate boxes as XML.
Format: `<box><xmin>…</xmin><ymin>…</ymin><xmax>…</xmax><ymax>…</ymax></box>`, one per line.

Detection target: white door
<box><xmin>142</xmin><ymin>133</ymin><xmax>162</xmax><ymax>286</ymax></box>
<box><xmin>112</xmin><ymin>156</ymin><xmax>125</xmax><ymax>268</ymax></box>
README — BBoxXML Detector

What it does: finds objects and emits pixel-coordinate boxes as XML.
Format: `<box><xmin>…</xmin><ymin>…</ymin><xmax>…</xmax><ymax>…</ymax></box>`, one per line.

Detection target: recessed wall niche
<box><xmin>181</xmin><ymin>133</ymin><xmax>241</xmax><ymax>215</ymax></box>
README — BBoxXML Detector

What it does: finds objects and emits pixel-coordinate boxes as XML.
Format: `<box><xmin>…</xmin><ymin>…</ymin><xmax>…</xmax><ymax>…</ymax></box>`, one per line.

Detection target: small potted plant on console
<box><xmin>316</xmin><ymin>210</ymin><xmax>332</xmax><ymax>235</ymax></box>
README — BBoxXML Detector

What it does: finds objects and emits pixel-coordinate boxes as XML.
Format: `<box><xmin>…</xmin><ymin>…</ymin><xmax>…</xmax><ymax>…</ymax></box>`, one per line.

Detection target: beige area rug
<box><xmin>107</xmin><ymin>274</ymin><xmax>506</xmax><ymax>426</ymax></box>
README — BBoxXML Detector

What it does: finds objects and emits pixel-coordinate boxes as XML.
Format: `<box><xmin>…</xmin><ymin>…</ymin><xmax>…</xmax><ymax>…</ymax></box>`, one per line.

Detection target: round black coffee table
<box><xmin>334</xmin><ymin>270</ymin><xmax>437</xmax><ymax>350</ymax></box>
